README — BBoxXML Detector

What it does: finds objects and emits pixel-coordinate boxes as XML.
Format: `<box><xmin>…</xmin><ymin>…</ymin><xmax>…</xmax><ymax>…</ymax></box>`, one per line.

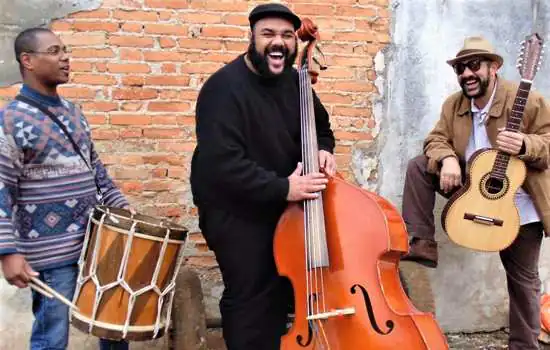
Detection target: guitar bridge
<box><xmin>464</xmin><ymin>213</ymin><xmax>504</xmax><ymax>227</ymax></box>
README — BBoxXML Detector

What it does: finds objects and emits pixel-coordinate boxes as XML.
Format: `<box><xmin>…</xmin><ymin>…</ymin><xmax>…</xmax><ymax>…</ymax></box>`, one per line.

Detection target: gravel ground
<box><xmin>206</xmin><ymin>328</ymin><xmax>550</xmax><ymax>349</ymax></box>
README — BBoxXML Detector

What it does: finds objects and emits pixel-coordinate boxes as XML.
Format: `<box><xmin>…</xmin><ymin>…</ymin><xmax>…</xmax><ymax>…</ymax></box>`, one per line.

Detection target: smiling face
<box><xmin>19</xmin><ymin>31</ymin><xmax>71</xmax><ymax>87</ymax></box>
<box><xmin>247</xmin><ymin>17</ymin><xmax>298</xmax><ymax>77</ymax></box>
<box><xmin>454</xmin><ymin>57</ymin><xmax>498</xmax><ymax>100</ymax></box>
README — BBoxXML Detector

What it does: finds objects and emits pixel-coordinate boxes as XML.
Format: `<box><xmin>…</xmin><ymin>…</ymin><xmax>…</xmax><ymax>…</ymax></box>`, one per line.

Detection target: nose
<box><xmin>271</xmin><ymin>34</ymin><xmax>285</xmax><ymax>46</ymax></box>
<box><xmin>60</xmin><ymin>50</ymin><xmax>70</xmax><ymax>62</ymax></box>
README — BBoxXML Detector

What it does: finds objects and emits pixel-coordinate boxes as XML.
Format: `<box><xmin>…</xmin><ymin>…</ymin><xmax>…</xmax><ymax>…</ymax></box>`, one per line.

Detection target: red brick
<box><xmin>107</xmin><ymin>63</ymin><xmax>151</xmax><ymax>73</ymax></box>
<box><xmin>72</xmin><ymin>74</ymin><xmax>117</xmax><ymax>85</ymax></box>
<box><xmin>81</xmin><ymin>102</ymin><xmax>119</xmax><ymax>112</ymax></box>
<box><xmin>86</xmin><ymin>114</ymin><xmax>107</xmax><ymax>125</ymax></box>
<box><xmin>144</xmin><ymin>24</ymin><xmax>187</xmax><ymax>36</ymax></box>
<box><xmin>71</xmin><ymin>48</ymin><xmax>115</xmax><ymax>58</ymax></box>
<box><xmin>120</xmin><ymin>128</ymin><xmax>143</xmax><ymax>138</ymax></box>
<box><xmin>60</xmin><ymin>33</ymin><xmax>106</xmax><ymax>46</ymax></box>
<box><xmin>144</xmin><ymin>0</ymin><xmax>188</xmax><ymax>9</ymax></box>
<box><xmin>92</xmin><ymin>128</ymin><xmax>119</xmax><ymax>140</ymax></box>
<box><xmin>159</xmin><ymin>37</ymin><xmax>177</xmax><ymax>48</ymax></box>
<box><xmin>113</xmin><ymin>10</ymin><xmax>158</xmax><ymax>21</ymax></box>
<box><xmin>121</xmin><ymin>23</ymin><xmax>144</xmax><ymax>33</ymax></box>
<box><xmin>112</xmin><ymin>88</ymin><xmax>158</xmax><ymax>100</ymax></box>
<box><xmin>69</xmin><ymin>61</ymin><xmax>94</xmax><ymax>72</ymax></box>
<box><xmin>109</xmin><ymin>35</ymin><xmax>155</xmax><ymax>48</ymax></box>
<box><xmin>111</xmin><ymin>114</ymin><xmax>152</xmax><ymax>125</ymax></box>
<box><xmin>161</xmin><ymin>63</ymin><xmax>177</xmax><ymax>73</ymax></box>
<box><xmin>120</xmin><ymin>48</ymin><xmax>143</xmax><ymax>61</ymax></box>
<box><xmin>121</xmin><ymin>181</ymin><xmax>145</xmax><ymax>193</ymax></box>
<box><xmin>144</xmin><ymin>75</ymin><xmax>189</xmax><ymax>86</ymax></box>
<box><xmin>189</xmin><ymin>1</ymin><xmax>247</xmax><ymax>12</ymax></box>
<box><xmin>72</xmin><ymin>21</ymin><xmax>119</xmax><ymax>32</ymax></box>
<box><xmin>179</xmin><ymin>12</ymin><xmax>221</xmax><ymax>24</ymax></box>
<box><xmin>121</xmin><ymin>102</ymin><xmax>144</xmax><ymax>111</ymax></box>
<box><xmin>223</xmin><ymin>14</ymin><xmax>248</xmax><ymax>26</ymax></box>
<box><xmin>59</xmin><ymin>86</ymin><xmax>97</xmax><ymax>99</ymax></box>
<box><xmin>143</xmin><ymin>128</ymin><xmax>184</xmax><ymax>138</ymax></box>
<box><xmin>50</xmin><ymin>21</ymin><xmax>72</xmax><ymax>31</ymax></box>
<box><xmin>201</xmin><ymin>26</ymin><xmax>247</xmax><ymax>38</ymax></box>
<box><xmin>178</xmin><ymin>38</ymin><xmax>223</xmax><ymax>50</ymax></box>
<box><xmin>122</xmin><ymin>76</ymin><xmax>145</xmax><ymax>86</ymax></box>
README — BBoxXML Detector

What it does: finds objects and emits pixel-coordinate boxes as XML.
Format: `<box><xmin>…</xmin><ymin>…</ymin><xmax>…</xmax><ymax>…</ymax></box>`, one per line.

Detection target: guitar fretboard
<box><xmin>491</xmin><ymin>80</ymin><xmax>532</xmax><ymax>181</ymax></box>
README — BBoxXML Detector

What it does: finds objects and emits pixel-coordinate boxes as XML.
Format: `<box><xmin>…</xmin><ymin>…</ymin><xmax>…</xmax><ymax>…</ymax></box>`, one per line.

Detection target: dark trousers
<box><xmin>403</xmin><ymin>155</ymin><xmax>543</xmax><ymax>350</ymax></box>
<box><xmin>198</xmin><ymin>207</ymin><xmax>291</xmax><ymax>350</ymax></box>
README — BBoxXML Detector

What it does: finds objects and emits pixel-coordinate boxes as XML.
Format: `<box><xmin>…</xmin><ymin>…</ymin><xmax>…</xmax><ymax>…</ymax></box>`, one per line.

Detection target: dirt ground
<box><xmin>205</xmin><ymin>328</ymin><xmax>550</xmax><ymax>349</ymax></box>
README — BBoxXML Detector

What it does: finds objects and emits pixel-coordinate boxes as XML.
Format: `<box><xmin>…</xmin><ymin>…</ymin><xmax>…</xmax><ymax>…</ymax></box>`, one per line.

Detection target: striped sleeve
<box><xmin>91</xmin><ymin>143</ymin><xmax>129</xmax><ymax>208</ymax></box>
<box><xmin>0</xmin><ymin>111</ymin><xmax>21</xmax><ymax>255</ymax></box>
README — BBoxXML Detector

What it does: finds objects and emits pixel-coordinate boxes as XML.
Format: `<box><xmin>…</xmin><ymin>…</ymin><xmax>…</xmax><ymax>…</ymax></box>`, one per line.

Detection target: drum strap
<box><xmin>15</xmin><ymin>94</ymin><xmax>104</xmax><ymax>202</ymax></box>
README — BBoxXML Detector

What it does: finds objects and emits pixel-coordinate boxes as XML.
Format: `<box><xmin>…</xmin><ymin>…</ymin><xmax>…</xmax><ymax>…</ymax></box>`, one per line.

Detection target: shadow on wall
<box><xmin>0</xmin><ymin>0</ymin><xmax>101</xmax><ymax>87</ymax></box>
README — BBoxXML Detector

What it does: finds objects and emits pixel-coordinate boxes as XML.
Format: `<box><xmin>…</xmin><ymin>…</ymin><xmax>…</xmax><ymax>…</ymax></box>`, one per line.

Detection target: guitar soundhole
<box><xmin>480</xmin><ymin>173</ymin><xmax>509</xmax><ymax>199</ymax></box>
<box><xmin>485</xmin><ymin>177</ymin><xmax>504</xmax><ymax>194</ymax></box>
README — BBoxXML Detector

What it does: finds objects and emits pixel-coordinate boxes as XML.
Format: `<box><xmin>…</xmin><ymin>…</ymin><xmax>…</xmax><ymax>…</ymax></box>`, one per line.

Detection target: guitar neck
<box><xmin>492</xmin><ymin>79</ymin><xmax>532</xmax><ymax>180</ymax></box>
<box><xmin>506</xmin><ymin>80</ymin><xmax>532</xmax><ymax>131</ymax></box>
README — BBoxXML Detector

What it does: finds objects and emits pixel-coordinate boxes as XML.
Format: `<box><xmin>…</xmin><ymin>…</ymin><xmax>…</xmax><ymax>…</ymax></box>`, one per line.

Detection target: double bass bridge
<box><xmin>306</xmin><ymin>307</ymin><xmax>356</xmax><ymax>320</ymax></box>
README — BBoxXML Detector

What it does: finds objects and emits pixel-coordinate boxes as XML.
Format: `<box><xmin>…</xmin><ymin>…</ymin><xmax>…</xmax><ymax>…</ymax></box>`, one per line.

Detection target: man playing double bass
<box><xmin>190</xmin><ymin>3</ymin><xmax>336</xmax><ymax>349</ymax></box>
<box><xmin>401</xmin><ymin>36</ymin><xmax>550</xmax><ymax>349</ymax></box>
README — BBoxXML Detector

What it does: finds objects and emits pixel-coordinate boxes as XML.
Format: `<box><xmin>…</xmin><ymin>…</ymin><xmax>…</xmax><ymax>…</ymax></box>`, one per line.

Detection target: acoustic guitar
<box><xmin>441</xmin><ymin>33</ymin><xmax>543</xmax><ymax>252</ymax></box>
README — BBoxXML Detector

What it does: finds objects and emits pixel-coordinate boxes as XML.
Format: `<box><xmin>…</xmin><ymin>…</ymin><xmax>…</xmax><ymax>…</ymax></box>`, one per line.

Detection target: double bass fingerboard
<box><xmin>299</xmin><ymin>65</ymin><xmax>330</xmax><ymax>269</ymax></box>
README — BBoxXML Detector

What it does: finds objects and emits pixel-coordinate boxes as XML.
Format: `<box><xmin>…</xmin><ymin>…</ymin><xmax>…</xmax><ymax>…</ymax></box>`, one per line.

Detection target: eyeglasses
<box><xmin>26</xmin><ymin>45</ymin><xmax>71</xmax><ymax>57</ymax></box>
<box><xmin>453</xmin><ymin>58</ymin><xmax>486</xmax><ymax>75</ymax></box>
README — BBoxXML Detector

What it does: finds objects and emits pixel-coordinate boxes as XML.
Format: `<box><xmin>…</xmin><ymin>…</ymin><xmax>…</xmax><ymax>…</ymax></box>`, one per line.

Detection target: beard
<box><xmin>460</xmin><ymin>75</ymin><xmax>490</xmax><ymax>99</ymax></box>
<box><xmin>247</xmin><ymin>38</ymin><xmax>297</xmax><ymax>78</ymax></box>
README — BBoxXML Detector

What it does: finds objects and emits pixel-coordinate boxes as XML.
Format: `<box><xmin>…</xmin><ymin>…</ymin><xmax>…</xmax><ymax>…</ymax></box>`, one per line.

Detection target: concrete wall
<box><xmin>380</xmin><ymin>0</ymin><xmax>550</xmax><ymax>332</ymax></box>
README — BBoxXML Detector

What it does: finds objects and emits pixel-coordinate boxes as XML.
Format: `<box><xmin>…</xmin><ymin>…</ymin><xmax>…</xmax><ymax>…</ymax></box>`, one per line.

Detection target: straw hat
<box><xmin>446</xmin><ymin>36</ymin><xmax>503</xmax><ymax>68</ymax></box>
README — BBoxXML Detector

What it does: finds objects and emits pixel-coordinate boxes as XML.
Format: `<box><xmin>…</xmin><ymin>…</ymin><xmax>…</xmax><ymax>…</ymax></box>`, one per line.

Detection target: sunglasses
<box><xmin>453</xmin><ymin>58</ymin><xmax>487</xmax><ymax>75</ymax></box>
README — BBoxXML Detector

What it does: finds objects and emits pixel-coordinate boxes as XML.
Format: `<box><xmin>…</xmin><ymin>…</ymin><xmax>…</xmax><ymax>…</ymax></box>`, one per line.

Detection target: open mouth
<box><xmin>268</xmin><ymin>52</ymin><xmax>285</xmax><ymax>66</ymax></box>
<box><xmin>463</xmin><ymin>79</ymin><xmax>479</xmax><ymax>90</ymax></box>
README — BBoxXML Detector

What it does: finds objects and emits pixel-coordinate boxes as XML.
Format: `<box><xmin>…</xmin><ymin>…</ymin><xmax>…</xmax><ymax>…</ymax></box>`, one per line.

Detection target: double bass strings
<box><xmin>299</xmin><ymin>66</ymin><xmax>328</xmax><ymax>318</ymax></box>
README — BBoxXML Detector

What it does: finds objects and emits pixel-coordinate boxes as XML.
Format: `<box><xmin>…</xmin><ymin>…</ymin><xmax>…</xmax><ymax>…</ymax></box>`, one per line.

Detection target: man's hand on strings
<box><xmin>287</xmin><ymin>162</ymin><xmax>328</xmax><ymax>201</ymax></box>
<box><xmin>319</xmin><ymin>150</ymin><xmax>336</xmax><ymax>176</ymax></box>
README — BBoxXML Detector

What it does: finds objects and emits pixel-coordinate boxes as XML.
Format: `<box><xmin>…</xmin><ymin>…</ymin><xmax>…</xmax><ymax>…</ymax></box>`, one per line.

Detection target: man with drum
<box><xmin>0</xmin><ymin>28</ymin><xmax>130</xmax><ymax>350</ymax></box>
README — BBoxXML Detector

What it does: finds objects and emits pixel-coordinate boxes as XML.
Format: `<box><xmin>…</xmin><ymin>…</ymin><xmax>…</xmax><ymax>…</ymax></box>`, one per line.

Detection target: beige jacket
<box><xmin>424</xmin><ymin>78</ymin><xmax>550</xmax><ymax>233</ymax></box>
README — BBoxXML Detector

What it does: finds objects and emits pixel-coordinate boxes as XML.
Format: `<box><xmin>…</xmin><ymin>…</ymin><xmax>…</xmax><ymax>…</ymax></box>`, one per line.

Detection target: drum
<box><xmin>70</xmin><ymin>205</ymin><xmax>188</xmax><ymax>341</ymax></box>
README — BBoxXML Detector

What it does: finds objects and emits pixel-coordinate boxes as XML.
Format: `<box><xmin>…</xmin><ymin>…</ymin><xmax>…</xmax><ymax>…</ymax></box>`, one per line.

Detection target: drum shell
<box><xmin>71</xmin><ymin>206</ymin><xmax>188</xmax><ymax>341</ymax></box>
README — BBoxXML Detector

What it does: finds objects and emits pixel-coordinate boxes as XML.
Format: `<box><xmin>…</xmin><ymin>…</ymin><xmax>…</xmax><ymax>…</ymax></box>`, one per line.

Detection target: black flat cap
<box><xmin>249</xmin><ymin>3</ymin><xmax>301</xmax><ymax>30</ymax></box>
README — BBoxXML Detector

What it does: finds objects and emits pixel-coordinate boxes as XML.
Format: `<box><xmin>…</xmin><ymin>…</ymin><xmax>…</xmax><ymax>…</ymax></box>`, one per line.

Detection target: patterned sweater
<box><xmin>0</xmin><ymin>85</ymin><xmax>128</xmax><ymax>271</ymax></box>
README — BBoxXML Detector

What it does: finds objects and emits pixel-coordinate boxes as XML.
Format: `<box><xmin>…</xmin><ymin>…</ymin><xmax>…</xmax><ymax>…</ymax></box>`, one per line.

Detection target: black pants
<box><xmin>198</xmin><ymin>206</ymin><xmax>291</xmax><ymax>350</ymax></box>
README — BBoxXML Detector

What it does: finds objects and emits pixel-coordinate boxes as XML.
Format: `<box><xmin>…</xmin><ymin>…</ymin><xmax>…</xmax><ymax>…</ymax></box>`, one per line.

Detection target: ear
<box><xmin>19</xmin><ymin>53</ymin><xmax>34</xmax><ymax>72</ymax></box>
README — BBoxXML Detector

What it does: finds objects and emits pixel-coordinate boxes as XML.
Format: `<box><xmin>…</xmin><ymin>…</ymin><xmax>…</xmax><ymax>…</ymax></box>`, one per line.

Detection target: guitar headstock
<box><xmin>517</xmin><ymin>33</ymin><xmax>544</xmax><ymax>81</ymax></box>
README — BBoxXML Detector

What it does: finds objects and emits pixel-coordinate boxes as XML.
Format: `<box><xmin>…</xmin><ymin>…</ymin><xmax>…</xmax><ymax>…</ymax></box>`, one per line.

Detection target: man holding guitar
<box><xmin>401</xmin><ymin>35</ymin><xmax>550</xmax><ymax>349</ymax></box>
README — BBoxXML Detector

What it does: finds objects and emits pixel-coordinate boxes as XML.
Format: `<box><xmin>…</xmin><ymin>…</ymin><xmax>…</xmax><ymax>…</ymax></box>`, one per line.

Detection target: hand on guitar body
<box><xmin>496</xmin><ymin>127</ymin><xmax>525</xmax><ymax>156</ymax></box>
<box><xmin>440</xmin><ymin>156</ymin><xmax>462</xmax><ymax>193</ymax></box>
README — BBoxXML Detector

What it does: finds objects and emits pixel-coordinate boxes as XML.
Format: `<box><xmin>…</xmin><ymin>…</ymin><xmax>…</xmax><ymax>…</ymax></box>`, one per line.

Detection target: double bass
<box><xmin>273</xmin><ymin>18</ymin><xmax>449</xmax><ymax>349</ymax></box>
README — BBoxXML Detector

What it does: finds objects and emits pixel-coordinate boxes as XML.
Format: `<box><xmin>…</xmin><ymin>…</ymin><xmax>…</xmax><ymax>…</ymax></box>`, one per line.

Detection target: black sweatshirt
<box><xmin>190</xmin><ymin>54</ymin><xmax>335</xmax><ymax>221</ymax></box>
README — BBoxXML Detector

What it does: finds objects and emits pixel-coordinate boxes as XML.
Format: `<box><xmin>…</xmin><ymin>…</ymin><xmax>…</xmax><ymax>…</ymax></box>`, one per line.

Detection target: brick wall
<box><xmin>0</xmin><ymin>0</ymin><xmax>390</xmax><ymax>268</ymax></box>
